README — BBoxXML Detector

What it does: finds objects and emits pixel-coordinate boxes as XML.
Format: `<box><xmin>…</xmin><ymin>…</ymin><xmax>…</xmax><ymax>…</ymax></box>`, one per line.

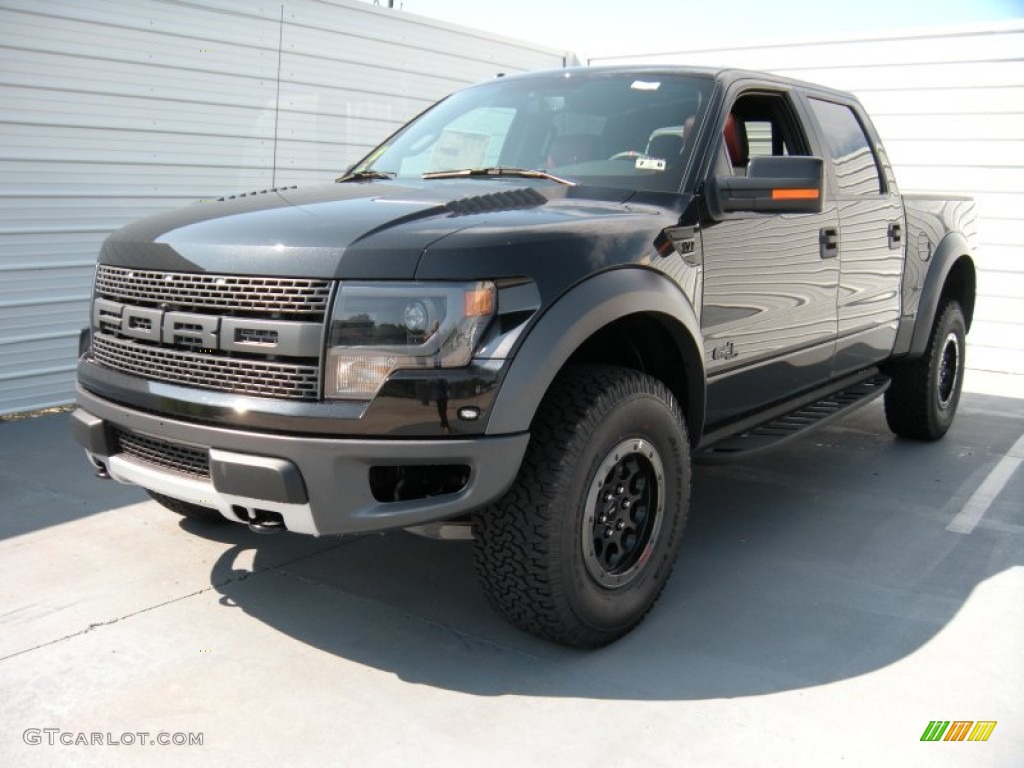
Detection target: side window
<box><xmin>808</xmin><ymin>98</ymin><xmax>883</xmax><ymax>196</ymax></box>
<box><xmin>720</xmin><ymin>92</ymin><xmax>808</xmax><ymax>176</ymax></box>
<box><xmin>745</xmin><ymin>120</ymin><xmax>787</xmax><ymax>160</ymax></box>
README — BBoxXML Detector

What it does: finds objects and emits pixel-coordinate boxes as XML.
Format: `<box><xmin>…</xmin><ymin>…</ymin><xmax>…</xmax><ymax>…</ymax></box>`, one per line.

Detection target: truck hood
<box><xmin>97</xmin><ymin>179</ymin><xmax>673</xmax><ymax>281</ymax></box>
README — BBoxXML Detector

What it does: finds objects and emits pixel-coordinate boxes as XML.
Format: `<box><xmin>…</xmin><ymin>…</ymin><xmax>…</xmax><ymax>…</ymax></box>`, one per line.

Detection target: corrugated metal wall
<box><xmin>593</xmin><ymin>21</ymin><xmax>1024</xmax><ymax>387</ymax></box>
<box><xmin>0</xmin><ymin>0</ymin><xmax>572</xmax><ymax>415</ymax></box>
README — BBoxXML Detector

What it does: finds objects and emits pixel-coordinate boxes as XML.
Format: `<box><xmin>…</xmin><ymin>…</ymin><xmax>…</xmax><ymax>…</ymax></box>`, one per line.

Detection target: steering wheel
<box><xmin>608</xmin><ymin>150</ymin><xmax>643</xmax><ymax>161</ymax></box>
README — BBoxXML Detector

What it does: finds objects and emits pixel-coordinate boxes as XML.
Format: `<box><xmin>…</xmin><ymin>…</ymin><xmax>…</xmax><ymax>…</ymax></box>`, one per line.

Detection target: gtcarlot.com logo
<box><xmin>921</xmin><ymin>720</ymin><xmax>997</xmax><ymax>742</ymax></box>
<box><xmin>23</xmin><ymin>729</ymin><xmax>203</xmax><ymax>747</ymax></box>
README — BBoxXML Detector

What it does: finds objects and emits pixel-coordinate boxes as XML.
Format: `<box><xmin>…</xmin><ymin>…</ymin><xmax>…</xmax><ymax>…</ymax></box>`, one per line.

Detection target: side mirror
<box><xmin>707</xmin><ymin>156</ymin><xmax>824</xmax><ymax>217</ymax></box>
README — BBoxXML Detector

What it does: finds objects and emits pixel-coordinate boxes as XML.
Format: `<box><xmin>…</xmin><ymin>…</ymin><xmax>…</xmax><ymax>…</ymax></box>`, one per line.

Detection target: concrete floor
<box><xmin>1</xmin><ymin>393</ymin><xmax>1021</xmax><ymax>767</ymax></box>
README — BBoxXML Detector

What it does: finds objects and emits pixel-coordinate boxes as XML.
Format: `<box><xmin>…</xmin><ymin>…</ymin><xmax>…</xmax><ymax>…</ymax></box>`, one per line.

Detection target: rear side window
<box><xmin>808</xmin><ymin>98</ymin><xmax>883</xmax><ymax>196</ymax></box>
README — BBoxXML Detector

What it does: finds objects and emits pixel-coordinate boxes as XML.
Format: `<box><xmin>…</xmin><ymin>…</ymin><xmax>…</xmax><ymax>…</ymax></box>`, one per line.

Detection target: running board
<box><xmin>696</xmin><ymin>373</ymin><xmax>890</xmax><ymax>462</ymax></box>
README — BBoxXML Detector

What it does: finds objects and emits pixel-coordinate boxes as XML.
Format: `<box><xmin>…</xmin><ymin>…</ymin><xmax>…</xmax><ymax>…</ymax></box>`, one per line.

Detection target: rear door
<box><xmin>804</xmin><ymin>95</ymin><xmax>903</xmax><ymax>376</ymax></box>
<box><xmin>700</xmin><ymin>87</ymin><xmax>840</xmax><ymax>427</ymax></box>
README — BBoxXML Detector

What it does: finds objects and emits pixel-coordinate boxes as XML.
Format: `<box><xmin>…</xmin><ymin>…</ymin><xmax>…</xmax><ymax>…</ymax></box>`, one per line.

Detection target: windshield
<box><xmin>350</xmin><ymin>70</ymin><xmax>713</xmax><ymax>193</ymax></box>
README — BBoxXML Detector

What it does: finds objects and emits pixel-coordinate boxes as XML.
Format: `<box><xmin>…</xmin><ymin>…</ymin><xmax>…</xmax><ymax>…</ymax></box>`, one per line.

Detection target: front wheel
<box><xmin>884</xmin><ymin>299</ymin><xmax>967</xmax><ymax>440</ymax></box>
<box><xmin>472</xmin><ymin>365</ymin><xmax>691</xmax><ymax>647</ymax></box>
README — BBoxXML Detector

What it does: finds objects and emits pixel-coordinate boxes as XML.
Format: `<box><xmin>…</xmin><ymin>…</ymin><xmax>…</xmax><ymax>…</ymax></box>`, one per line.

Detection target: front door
<box><xmin>701</xmin><ymin>90</ymin><xmax>840</xmax><ymax>427</ymax></box>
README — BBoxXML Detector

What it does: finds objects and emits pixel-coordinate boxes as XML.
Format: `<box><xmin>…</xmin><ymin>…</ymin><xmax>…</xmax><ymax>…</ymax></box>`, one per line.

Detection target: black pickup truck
<box><xmin>72</xmin><ymin>66</ymin><xmax>977</xmax><ymax>647</ymax></box>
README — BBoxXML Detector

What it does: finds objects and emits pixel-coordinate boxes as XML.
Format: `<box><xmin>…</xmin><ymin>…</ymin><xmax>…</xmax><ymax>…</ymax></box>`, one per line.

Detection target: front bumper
<box><xmin>72</xmin><ymin>385</ymin><xmax>529</xmax><ymax>536</ymax></box>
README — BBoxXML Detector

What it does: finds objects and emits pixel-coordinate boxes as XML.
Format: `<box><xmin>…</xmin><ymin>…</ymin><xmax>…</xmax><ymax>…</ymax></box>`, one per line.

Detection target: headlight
<box><xmin>324</xmin><ymin>281</ymin><xmax>495</xmax><ymax>400</ymax></box>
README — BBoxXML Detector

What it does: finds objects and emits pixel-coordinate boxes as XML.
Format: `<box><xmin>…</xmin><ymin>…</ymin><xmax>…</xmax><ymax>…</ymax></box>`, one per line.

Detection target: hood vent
<box><xmin>217</xmin><ymin>185</ymin><xmax>298</xmax><ymax>202</ymax></box>
<box><xmin>445</xmin><ymin>188</ymin><xmax>546</xmax><ymax>216</ymax></box>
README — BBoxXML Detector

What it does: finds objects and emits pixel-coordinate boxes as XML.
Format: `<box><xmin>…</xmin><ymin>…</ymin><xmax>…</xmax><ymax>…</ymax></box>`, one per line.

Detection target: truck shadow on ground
<box><xmin>196</xmin><ymin>397</ymin><xmax>1023</xmax><ymax>700</ymax></box>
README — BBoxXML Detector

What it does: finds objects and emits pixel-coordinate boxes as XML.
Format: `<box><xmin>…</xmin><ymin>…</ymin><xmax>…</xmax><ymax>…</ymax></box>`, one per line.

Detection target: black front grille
<box><xmin>91</xmin><ymin>266</ymin><xmax>329</xmax><ymax>400</ymax></box>
<box><xmin>115</xmin><ymin>428</ymin><xmax>210</xmax><ymax>479</ymax></box>
<box><xmin>93</xmin><ymin>335</ymin><xmax>320</xmax><ymax>400</ymax></box>
<box><xmin>95</xmin><ymin>265</ymin><xmax>331</xmax><ymax>316</ymax></box>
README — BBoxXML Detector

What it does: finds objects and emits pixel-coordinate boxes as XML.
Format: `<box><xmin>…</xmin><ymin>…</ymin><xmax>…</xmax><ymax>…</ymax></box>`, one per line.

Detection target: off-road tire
<box><xmin>146</xmin><ymin>490</ymin><xmax>229</xmax><ymax>524</ymax></box>
<box><xmin>884</xmin><ymin>299</ymin><xmax>966</xmax><ymax>440</ymax></box>
<box><xmin>472</xmin><ymin>365</ymin><xmax>690</xmax><ymax>648</ymax></box>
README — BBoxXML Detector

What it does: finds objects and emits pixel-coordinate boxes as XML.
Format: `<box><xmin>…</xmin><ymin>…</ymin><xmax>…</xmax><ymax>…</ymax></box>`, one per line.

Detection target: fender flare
<box><xmin>485</xmin><ymin>268</ymin><xmax>706</xmax><ymax>439</ymax></box>
<box><xmin>904</xmin><ymin>232</ymin><xmax>976</xmax><ymax>358</ymax></box>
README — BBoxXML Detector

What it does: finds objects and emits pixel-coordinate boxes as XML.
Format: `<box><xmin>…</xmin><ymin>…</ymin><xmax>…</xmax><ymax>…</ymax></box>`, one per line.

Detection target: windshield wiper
<box><xmin>336</xmin><ymin>169</ymin><xmax>396</xmax><ymax>183</ymax></box>
<box><xmin>422</xmin><ymin>167</ymin><xmax>575</xmax><ymax>186</ymax></box>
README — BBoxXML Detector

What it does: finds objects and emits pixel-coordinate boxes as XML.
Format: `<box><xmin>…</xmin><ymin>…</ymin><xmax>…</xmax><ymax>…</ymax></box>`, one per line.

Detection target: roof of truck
<box><xmin>491</xmin><ymin>64</ymin><xmax>857</xmax><ymax>101</ymax></box>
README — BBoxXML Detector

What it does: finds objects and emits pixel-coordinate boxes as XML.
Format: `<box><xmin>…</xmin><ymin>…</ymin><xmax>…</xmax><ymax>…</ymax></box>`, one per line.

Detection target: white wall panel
<box><xmin>0</xmin><ymin>0</ymin><xmax>571</xmax><ymax>415</ymax></box>
<box><xmin>594</xmin><ymin>21</ymin><xmax>1024</xmax><ymax>378</ymax></box>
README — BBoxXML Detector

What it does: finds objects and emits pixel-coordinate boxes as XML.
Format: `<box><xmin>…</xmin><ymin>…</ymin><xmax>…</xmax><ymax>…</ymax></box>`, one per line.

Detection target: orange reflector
<box><xmin>464</xmin><ymin>288</ymin><xmax>495</xmax><ymax>317</ymax></box>
<box><xmin>772</xmin><ymin>188</ymin><xmax>820</xmax><ymax>200</ymax></box>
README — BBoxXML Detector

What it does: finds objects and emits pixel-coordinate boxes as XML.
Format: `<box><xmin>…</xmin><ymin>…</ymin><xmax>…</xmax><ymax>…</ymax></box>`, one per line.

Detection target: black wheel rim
<box><xmin>937</xmin><ymin>331</ymin><xmax>960</xmax><ymax>410</ymax></box>
<box><xmin>582</xmin><ymin>438</ymin><xmax>664</xmax><ymax>589</ymax></box>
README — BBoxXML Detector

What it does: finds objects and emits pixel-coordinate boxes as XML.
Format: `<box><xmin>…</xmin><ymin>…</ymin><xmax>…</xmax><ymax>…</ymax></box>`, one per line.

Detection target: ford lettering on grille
<box><xmin>93</xmin><ymin>298</ymin><xmax>321</xmax><ymax>357</ymax></box>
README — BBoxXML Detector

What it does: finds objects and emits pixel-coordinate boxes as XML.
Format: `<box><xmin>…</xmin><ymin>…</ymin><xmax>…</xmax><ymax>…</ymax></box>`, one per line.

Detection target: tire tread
<box><xmin>884</xmin><ymin>299</ymin><xmax>965</xmax><ymax>440</ymax></box>
<box><xmin>472</xmin><ymin>365</ymin><xmax>689</xmax><ymax>647</ymax></box>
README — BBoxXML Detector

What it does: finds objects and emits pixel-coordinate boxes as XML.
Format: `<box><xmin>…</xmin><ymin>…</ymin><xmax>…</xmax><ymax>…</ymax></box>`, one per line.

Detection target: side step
<box><xmin>696</xmin><ymin>373</ymin><xmax>890</xmax><ymax>462</ymax></box>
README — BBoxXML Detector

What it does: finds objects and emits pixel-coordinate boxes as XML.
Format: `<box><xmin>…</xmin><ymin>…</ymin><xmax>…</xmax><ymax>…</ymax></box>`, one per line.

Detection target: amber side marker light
<box><xmin>772</xmin><ymin>188</ymin><xmax>820</xmax><ymax>200</ymax></box>
<box><xmin>463</xmin><ymin>288</ymin><xmax>495</xmax><ymax>316</ymax></box>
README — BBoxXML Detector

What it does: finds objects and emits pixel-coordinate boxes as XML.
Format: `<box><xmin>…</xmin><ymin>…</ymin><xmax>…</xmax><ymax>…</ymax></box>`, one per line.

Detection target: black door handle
<box><xmin>820</xmin><ymin>227</ymin><xmax>839</xmax><ymax>259</ymax></box>
<box><xmin>888</xmin><ymin>222</ymin><xmax>903</xmax><ymax>249</ymax></box>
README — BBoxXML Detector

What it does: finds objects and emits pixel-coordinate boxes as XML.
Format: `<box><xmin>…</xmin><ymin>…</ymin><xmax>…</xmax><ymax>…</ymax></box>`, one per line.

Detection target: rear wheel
<box><xmin>884</xmin><ymin>299</ymin><xmax>966</xmax><ymax>440</ymax></box>
<box><xmin>472</xmin><ymin>365</ymin><xmax>690</xmax><ymax>647</ymax></box>
<box><xmin>146</xmin><ymin>490</ymin><xmax>229</xmax><ymax>524</ymax></box>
